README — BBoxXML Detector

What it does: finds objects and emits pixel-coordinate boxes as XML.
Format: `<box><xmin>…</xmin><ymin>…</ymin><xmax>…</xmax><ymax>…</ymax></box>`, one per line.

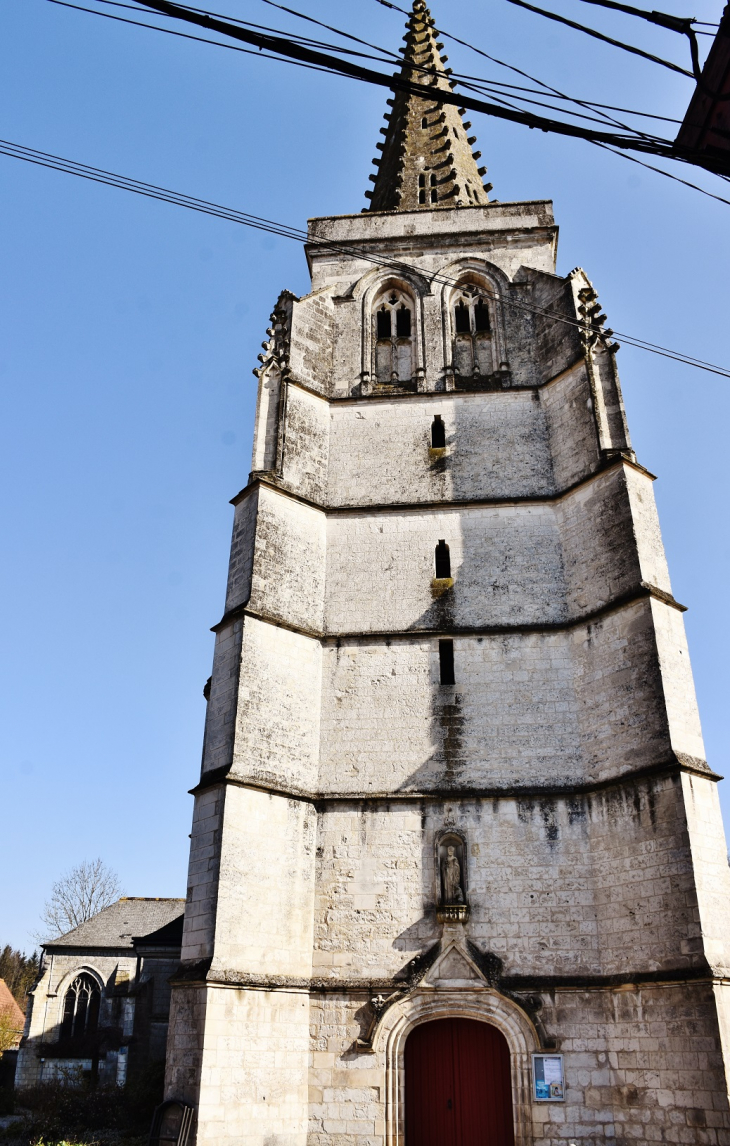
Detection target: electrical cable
<box><xmin>50</xmin><ymin>0</ymin><xmax>681</xmax><ymax>132</ymax></box>
<box><xmin>122</xmin><ymin>0</ymin><xmax>729</xmax><ymax>172</ymax></box>
<box><xmin>571</xmin><ymin>0</ymin><xmax>703</xmax><ymax>76</ymax></box>
<box><xmin>372</xmin><ymin>0</ymin><xmax>688</xmax><ymax>134</ymax></box>
<box><xmin>1</xmin><ymin>137</ymin><xmax>729</xmax><ymax>379</ymax></box>
<box><xmin>43</xmin><ymin>0</ymin><xmax>730</xmax><ymax>200</ymax></box>
<box><xmin>501</xmin><ymin>0</ymin><xmax>695</xmax><ymax>77</ymax></box>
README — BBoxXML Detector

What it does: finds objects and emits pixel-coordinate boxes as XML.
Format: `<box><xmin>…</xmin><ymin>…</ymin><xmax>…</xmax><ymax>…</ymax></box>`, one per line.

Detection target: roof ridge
<box><xmin>119</xmin><ymin>896</ymin><xmax>186</xmax><ymax>901</ymax></box>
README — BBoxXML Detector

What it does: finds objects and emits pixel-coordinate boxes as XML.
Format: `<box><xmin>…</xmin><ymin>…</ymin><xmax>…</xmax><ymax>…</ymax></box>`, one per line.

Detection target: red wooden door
<box><xmin>405</xmin><ymin>1018</ymin><xmax>515</xmax><ymax>1146</ymax></box>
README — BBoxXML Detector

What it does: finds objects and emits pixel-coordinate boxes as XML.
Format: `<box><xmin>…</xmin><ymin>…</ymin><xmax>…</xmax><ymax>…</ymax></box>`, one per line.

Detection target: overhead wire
<box><xmin>48</xmin><ymin>0</ymin><xmax>697</xmax><ymax>151</ymax></box>
<box><xmin>1</xmin><ymin>137</ymin><xmax>729</xmax><ymax>379</ymax></box>
<box><xmin>52</xmin><ymin>0</ymin><xmax>681</xmax><ymax>131</ymax></box>
<box><xmin>501</xmin><ymin>0</ymin><xmax>695</xmax><ymax>77</ymax></box>
<box><xmin>119</xmin><ymin>0</ymin><xmax>729</xmax><ymax>172</ymax></box>
<box><xmin>43</xmin><ymin>0</ymin><xmax>730</xmax><ymax>199</ymax></box>
<box><xmin>370</xmin><ymin>0</ymin><xmax>730</xmax><ymax>191</ymax></box>
<box><xmin>370</xmin><ymin>0</ymin><xmax>685</xmax><ymax>137</ymax></box>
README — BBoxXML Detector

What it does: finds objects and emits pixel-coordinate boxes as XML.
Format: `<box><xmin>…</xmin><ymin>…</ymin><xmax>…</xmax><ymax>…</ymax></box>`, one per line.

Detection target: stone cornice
<box><xmin>211</xmin><ymin>580</ymin><xmax>686</xmax><ymax>640</ymax></box>
<box><xmin>230</xmin><ymin>450</ymin><xmax>656</xmax><ymax>513</ymax></box>
<box><xmin>170</xmin><ymin>959</ymin><xmax>721</xmax><ymax>995</ymax></box>
<box><xmin>189</xmin><ymin>752</ymin><xmax>719</xmax><ymax>803</ymax></box>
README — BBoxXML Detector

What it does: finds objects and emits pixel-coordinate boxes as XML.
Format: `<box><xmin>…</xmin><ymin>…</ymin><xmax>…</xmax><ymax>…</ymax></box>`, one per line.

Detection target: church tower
<box><xmin>165</xmin><ymin>2</ymin><xmax>730</xmax><ymax>1142</ymax></box>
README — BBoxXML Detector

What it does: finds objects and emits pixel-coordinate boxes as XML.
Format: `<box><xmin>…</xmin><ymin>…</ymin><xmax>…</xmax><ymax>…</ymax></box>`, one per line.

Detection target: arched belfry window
<box><xmin>60</xmin><ymin>973</ymin><xmax>101</xmax><ymax>1041</ymax></box>
<box><xmin>452</xmin><ymin>284</ymin><xmax>494</xmax><ymax>377</ymax></box>
<box><xmin>374</xmin><ymin>290</ymin><xmax>414</xmax><ymax>385</ymax></box>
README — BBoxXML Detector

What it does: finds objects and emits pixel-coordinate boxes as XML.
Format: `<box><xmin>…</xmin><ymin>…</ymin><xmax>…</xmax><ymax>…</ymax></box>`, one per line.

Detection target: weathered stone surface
<box><xmin>164</xmin><ymin>3</ymin><xmax>730</xmax><ymax>1140</ymax></box>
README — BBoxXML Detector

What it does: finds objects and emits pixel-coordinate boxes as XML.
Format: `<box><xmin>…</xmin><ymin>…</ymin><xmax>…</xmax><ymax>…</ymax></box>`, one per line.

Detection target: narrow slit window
<box><xmin>435</xmin><ymin>539</ymin><xmax>451</xmax><ymax>579</ymax></box>
<box><xmin>396</xmin><ymin>305</ymin><xmax>411</xmax><ymax>338</ymax></box>
<box><xmin>431</xmin><ymin>415</ymin><xmax>445</xmax><ymax>448</ymax></box>
<box><xmin>377</xmin><ymin>307</ymin><xmax>392</xmax><ymax>339</ymax></box>
<box><xmin>474</xmin><ymin>298</ymin><xmax>490</xmax><ymax>332</ymax></box>
<box><xmin>439</xmin><ymin>639</ymin><xmax>455</xmax><ymax>685</ymax></box>
<box><xmin>454</xmin><ymin>300</ymin><xmax>470</xmax><ymax>334</ymax></box>
<box><xmin>421</xmin><ymin>117</ymin><xmax>428</xmax><ymax>128</ymax></box>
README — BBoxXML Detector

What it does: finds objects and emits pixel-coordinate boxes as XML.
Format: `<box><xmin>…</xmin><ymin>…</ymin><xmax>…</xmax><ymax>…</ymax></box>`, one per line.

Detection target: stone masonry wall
<box><xmin>280</xmin><ymin>384</ymin><xmax>330</xmax><ymax>505</ymax></box>
<box><xmin>166</xmin><ymin>198</ymin><xmax>728</xmax><ymax>1145</ymax></box>
<box><xmin>305</xmin><ymin>982</ymin><xmax>730</xmax><ymax>1146</ymax></box>
<box><xmin>181</xmin><ymin>784</ymin><xmax>224</xmax><ymax>963</ymax></box>
<box><xmin>311</xmin><ymin>775</ymin><xmax>702</xmax><ymax>982</ymax></box>
<box><xmin>230</xmin><ymin>616</ymin><xmax>321</xmax><ymax>794</ymax></box>
<box><xmin>192</xmin><ymin>986</ymin><xmax>311</xmax><ymax>1146</ymax></box>
<box><xmin>326</xmin><ymin>391</ymin><xmax>554</xmax><ymax>507</ymax></box>
<box><xmin>246</xmin><ymin>486</ymin><xmax>325</xmax><ymax>634</ymax></box>
<box><xmin>212</xmin><ymin>786</ymin><xmax>315</xmax><ymax>978</ymax></box>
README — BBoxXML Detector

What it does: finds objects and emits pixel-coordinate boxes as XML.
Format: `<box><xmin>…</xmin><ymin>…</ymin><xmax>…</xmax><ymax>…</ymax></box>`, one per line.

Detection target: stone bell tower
<box><xmin>164</xmin><ymin>2</ymin><xmax>730</xmax><ymax>1142</ymax></box>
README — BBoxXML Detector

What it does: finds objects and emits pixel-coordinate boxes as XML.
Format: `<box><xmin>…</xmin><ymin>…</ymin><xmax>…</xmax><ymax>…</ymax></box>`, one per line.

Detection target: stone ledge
<box><xmin>211</xmin><ymin>581</ymin><xmax>687</xmax><ymax>638</ymax></box>
<box><xmin>189</xmin><ymin>752</ymin><xmax>720</xmax><ymax>802</ymax></box>
<box><xmin>169</xmin><ymin>964</ymin><xmax>720</xmax><ymax>994</ymax></box>
<box><xmin>229</xmin><ymin>451</ymin><xmax>656</xmax><ymax>514</ymax></box>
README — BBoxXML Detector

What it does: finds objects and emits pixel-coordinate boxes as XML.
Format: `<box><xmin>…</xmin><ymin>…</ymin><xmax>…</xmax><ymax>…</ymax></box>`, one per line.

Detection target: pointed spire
<box><xmin>365</xmin><ymin>0</ymin><xmax>492</xmax><ymax>212</ymax></box>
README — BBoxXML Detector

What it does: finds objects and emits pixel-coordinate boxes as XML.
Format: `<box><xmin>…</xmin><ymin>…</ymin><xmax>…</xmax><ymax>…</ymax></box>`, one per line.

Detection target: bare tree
<box><xmin>37</xmin><ymin>859</ymin><xmax>123</xmax><ymax>941</ymax></box>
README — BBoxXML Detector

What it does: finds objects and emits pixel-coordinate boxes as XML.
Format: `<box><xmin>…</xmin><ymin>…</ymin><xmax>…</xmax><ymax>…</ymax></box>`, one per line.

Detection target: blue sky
<box><xmin>1</xmin><ymin>0</ymin><xmax>728</xmax><ymax>951</ymax></box>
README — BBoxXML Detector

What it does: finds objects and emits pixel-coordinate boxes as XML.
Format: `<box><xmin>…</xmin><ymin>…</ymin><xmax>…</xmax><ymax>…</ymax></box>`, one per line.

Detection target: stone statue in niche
<box><xmin>437</xmin><ymin>836</ymin><xmax>467</xmax><ymax>915</ymax></box>
<box><xmin>441</xmin><ymin>847</ymin><xmax>464</xmax><ymax>904</ymax></box>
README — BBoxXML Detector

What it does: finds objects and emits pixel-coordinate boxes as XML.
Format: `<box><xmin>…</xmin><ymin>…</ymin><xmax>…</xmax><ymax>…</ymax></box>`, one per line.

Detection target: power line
<box><xmin>371</xmin><ymin>0</ymin><xmax>686</xmax><ymax>134</ymax></box>
<box><xmin>572</xmin><ymin>0</ymin><xmax>702</xmax><ymax>74</ymax></box>
<box><xmin>49</xmin><ymin>0</ymin><xmax>681</xmax><ymax>132</ymax></box>
<box><xmin>49</xmin><ymin>0</ymin><xmax>722</xmax><ymax>174</ymax></box>
<box><xmin>501</xmin><ymin>0</ymin><xmax>695</xmax><ymax>77</ymax></box>
<box><xmin>125</xmin><ymin>0</ymin><xmax>727</xmax><ymax>169</ymax></box>
<box><xmin>43</xmin><ymin>0</ymin><xmax>730</xmax><ymax>200</ymax></box>
<box><xmin>2</xmin><ymin>137</ymin><xmax>729</xmax><ymax>379</ymax></box>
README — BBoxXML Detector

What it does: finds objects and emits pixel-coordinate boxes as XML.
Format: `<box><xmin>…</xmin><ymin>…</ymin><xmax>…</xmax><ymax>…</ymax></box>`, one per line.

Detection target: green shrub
<box><xmin>1</xmin><ymin>1062</ymin><xmax>164</xmax><ymax>1146</ymax></box>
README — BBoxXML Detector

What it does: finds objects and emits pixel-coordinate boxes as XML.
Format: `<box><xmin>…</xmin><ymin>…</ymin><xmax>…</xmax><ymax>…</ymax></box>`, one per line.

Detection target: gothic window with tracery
<box><xmin>60</xmin><ymin>973</ymin><xmax>101</xmax><ymax>1041</ymax></box>
<box><xmin>374</xmin><ymin>290</ymin><xmax>414</xmax><ymax>384</ymax></box>
<box><xmin>452</xmin><ymin>285</ymin><xmax>493</xmax><ymax>377</ymax></box>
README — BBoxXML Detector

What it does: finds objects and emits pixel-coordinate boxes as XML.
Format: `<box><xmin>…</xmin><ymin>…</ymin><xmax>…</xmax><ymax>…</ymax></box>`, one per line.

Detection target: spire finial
<box><xmin>365</xmin><ymin>0</ymin><xmax>492</xmax><ymax>211</ymax></box>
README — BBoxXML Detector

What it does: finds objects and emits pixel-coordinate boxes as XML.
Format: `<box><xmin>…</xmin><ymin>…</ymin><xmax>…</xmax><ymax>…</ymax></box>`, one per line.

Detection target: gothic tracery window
<box><xmin>60</xmin><ymin>973</ymin><xmax>101</xmax><ymax>1041</ymax></box>
<box><xmin>374</xmin><ymin>290</ymin><xmax>414</xmax><ymax>384</ymax></box>
<box><xmin>452</xmin><ymin>284</ymin><xmax>493</xmax><ymax>377</ymax></box>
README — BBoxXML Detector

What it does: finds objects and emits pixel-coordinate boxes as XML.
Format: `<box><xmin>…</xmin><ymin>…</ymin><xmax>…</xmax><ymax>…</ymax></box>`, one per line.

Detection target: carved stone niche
<box><xmin>436</xmin><ymin>830</ymin><xmax>469</xmax><ymax>923</ymax></box>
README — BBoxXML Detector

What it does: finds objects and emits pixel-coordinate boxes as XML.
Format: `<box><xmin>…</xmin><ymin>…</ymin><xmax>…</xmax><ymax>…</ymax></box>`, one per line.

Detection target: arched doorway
<box><xmin>405</xmin><ymin>1017</ymin><xmax>515</xmax><ymax>1146</ymax></box>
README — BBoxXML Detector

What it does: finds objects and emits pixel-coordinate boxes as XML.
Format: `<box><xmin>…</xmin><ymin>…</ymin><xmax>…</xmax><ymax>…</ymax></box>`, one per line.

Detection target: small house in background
<box><xmin>0</xmin><ymin>979</ymin><xmax>25</xmax><ymax>1051</ymax></box>
<box><xmin>0</xmin><ymin>978</ymin><xmax>27</xmax><ymax>1109</ymax></box>
<box><xmin>15</xmin><ymin>897</ymin><xmax>183</xmax><ymax>1089</ymax></box>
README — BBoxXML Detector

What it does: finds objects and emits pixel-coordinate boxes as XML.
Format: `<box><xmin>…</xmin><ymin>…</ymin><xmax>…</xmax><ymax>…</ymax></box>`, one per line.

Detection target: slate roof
<box><xmin>44</xmin><ymin>898</ymin><xmax>185</xmax><ymax>951</ymax></box>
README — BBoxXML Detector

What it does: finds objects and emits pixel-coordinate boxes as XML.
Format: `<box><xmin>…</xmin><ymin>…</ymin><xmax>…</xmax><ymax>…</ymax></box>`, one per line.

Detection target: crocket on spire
<box><xmin>365</xmin><ymin>0</ymin><xmax>492</xmax><ymax>211</ymax></box>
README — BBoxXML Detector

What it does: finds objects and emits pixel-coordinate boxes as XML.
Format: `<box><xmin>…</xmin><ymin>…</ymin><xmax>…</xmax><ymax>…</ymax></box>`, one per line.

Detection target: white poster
<box><xmin>532</xmin><ymin>1054</ymin><xmax>565</xmax><ymax>1101</ymax></box>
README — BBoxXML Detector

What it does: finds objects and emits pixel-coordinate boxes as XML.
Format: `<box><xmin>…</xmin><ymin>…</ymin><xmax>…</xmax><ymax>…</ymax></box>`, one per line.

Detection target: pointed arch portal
<box><xmin>405</xmin><ymin>1017</ymin><xmax>515</xmax><ymax>1146</ymax></box>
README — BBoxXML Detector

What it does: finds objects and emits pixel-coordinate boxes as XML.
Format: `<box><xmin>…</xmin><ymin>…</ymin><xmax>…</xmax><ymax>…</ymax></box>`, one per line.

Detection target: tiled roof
<box><xmin>0</xmin><ymin>978</ymin><xmax>26</xmax><ymax>1036</ymax></box>
<box><xmin>44</xmin><ymin>898</ymin><xmax>185</xmax><ymax>950</ymax></box>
